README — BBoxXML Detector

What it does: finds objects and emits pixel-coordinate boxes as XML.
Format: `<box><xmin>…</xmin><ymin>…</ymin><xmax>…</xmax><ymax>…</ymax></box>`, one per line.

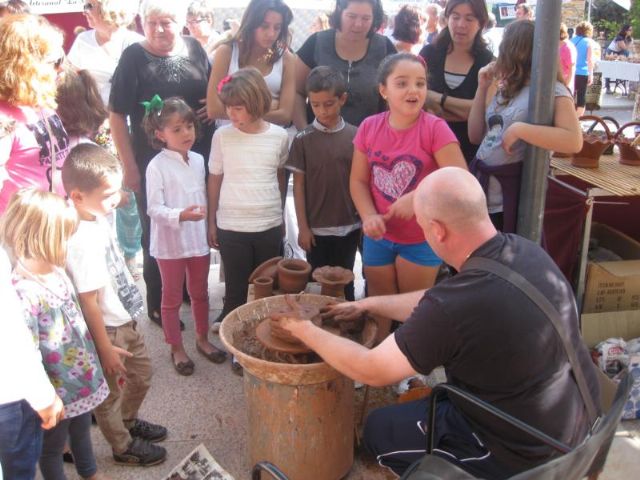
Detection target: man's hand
<box><xmin>297</xmin><ymin>226</ymin><xmax>315</xmax><ymax>252</ymax></box>
<box><xmin>37</xmin><ymin>395</ymin><xmax>64</xmax><ymax>430</ymax></box>
<box><xmin>383</xmin><ymin>193</ymin><xmax>414</xmax><ymax>222</ymax></box>
<box><xmin>270</xmin><ymin>312</ymin><xmax>312</xmax><ymax>340</ymax></box>
<box><xmin>180</xmin><ymin>205</ymin><xmax>206</xmax><ymax>222</ymax></box>
<box><xmin>321</xmin><ymin>300</ymin><xmax>366</xmax><ymax>322</ymax></box>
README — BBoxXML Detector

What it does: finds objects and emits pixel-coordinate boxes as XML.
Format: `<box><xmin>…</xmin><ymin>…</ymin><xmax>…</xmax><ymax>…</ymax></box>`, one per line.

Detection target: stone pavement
<box><xmin>47</xmin><ymin>256</ymin><xmax>640</xmax><ymax>480</ymax></box>
<box><xmin>50</xmin><ymin>94</ymin><xmax>640</xmax><ymax>478</ymax></box>
<box><xmin>589</xmin><ymin>90</ymin><xmax>635</xmax><ymax>125</ymax></box>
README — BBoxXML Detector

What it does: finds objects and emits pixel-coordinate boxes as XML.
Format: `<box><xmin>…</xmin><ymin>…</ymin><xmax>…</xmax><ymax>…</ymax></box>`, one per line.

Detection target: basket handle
<box><xmin>579</xmin><ymin>115</ymin><xmax>613</xmax><ymax>139</ymax></box>
<box><xmin>613</xmin><ymin>121</ymin><xmax>640</xmax><ymax>142</ymax></box>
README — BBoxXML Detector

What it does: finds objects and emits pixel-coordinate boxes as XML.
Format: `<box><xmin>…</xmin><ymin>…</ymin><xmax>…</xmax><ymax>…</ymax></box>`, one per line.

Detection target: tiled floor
<box><xmin>51</xmin><ymin>260</ymin><xmax>398</xmax><ymax>480</ymax></box>
<box><xmin>47</xmin><ymin>256</ymin><xmax>640</xmax><ymax>480</ymax></box>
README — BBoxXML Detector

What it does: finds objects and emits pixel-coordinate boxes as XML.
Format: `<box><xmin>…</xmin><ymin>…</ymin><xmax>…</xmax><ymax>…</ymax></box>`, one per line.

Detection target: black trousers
<box><xmin>306</xmin><ymin>229</ymin><xmax>360</xmax><ymax>301</ymax></box>
<box><xmin>363</xmin><ymin>397</ymin><xmax>510</xmax><ymax>478</ymax></box>
<box><xmin>574</xmin><ymin>74</ymin><xmax>589</xmax><ymax>107</ymax></box>
<box><xmin>134</xmin><ymin>189</ymin><xmax>162</xmax><ymax>318</ymax></box>
<box><xmin>217</xmin><ymin>225</ymin><xmax>282</xmax><ymax>318</ymax></box>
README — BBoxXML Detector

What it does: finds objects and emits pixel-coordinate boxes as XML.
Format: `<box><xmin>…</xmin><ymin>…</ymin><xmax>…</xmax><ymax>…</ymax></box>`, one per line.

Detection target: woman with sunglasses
<box><xmin>0</xmin><ymin>14</ymin><xmax>70</xmax><ymax>213</ymax></box>
<box><xmin>186</xmin><ymin>0</ymin><xmax>221</xmax><ymax>61</ymax></box>
<box><xmin>109</xmin><ymin>0</ymin><xmax>214</xmax><ymax>330</ymax></box>
<box><xmin>67</xmin><ymin>0</ymin><xmax>143</xmax><ymax>106</ymax></box>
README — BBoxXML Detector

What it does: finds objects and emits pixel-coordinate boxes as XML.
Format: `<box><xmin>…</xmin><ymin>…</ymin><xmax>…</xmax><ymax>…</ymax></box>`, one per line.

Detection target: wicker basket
<box><xmin>553</xmin><ymin>116</ymin><xmax>618</xmax><ymax>159</ymax></box>
<box><xmin>613</xmin><ymin>121</ymin><xmax>640</xmax><ymax>166</ymax></box>
<box><xmin>571</xmin><ymin>115</ymin><xmax>613</xmax><ymax>168</ymax></box>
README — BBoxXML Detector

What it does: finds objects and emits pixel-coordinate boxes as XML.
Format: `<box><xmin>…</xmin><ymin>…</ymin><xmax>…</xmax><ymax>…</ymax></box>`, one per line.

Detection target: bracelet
<box><xmin>440</xmin><ymin>92</ymin><xmax>448</xmax><ymax>110</ymax></box>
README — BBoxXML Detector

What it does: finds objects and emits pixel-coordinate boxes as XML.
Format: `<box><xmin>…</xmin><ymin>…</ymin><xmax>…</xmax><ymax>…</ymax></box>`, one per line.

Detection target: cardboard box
<box><xmin>581</xmin><ymin>310</ymin><xmax>640</xmax><ymax>347</ymax></box>
<box><xmin>582</xmin><ymin>224</ymin><xmax>640</xmax><ymax>314</ymax></box>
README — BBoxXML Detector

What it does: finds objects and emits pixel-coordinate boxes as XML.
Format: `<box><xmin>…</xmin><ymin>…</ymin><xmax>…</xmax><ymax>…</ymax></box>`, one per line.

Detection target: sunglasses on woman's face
<box><xmin>187</xmin><ymin>17</ymin><xmax>207</xmax><ymax>26</ymax></box>
<box><xmin>83</xmin><ymin>3</ymin><xmax>94</xmax><ymax>12</ymax></box>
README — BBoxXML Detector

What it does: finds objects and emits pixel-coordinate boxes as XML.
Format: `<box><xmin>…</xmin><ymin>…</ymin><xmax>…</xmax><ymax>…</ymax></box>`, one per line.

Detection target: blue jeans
<box><xmin>40</xmin><ymin>412</ymin><xmax>96</xmax><ymax>480</ymax></box>
<box><xmin>0</xmin><ymin>400</ymin><xmax>43</xmax><ymax>480</ymax></box>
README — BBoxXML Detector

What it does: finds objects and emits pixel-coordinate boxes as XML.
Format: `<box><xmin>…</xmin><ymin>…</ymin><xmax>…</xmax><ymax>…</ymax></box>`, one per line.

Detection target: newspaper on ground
<box><xmin>162</xmin><ymin>444</ymin><xmax>234</xmax><ymax>480</ymax></box>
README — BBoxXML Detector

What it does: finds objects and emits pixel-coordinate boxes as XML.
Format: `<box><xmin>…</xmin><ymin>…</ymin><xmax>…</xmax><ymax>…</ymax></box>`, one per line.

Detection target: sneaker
<box><xmin>128</xmin><ymin>418</ymin><xmax>167</xmax><ymax>443</ymax></box>
<box><xmin>113</xmin><ymin>437</ymin><xmax>166</xmax><ymax>467</ymax></box>
<box><xmin>211</xmin><ymin>311</ymin><xmax>224</xmax><ymax>334</ymax></box>
<box><xmin>231</xmin><ymin>356</ymin><xmax>243</xmax><ymax>377</ymax></box>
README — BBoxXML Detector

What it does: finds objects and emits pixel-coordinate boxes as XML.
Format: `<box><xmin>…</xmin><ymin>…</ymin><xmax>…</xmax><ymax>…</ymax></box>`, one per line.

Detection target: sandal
<box><xmin>171</xmin><ymin>353</ymin><xmax>194</xmax><ymax>376</ymax></box>
<box><xmin>196</xmin><ymin>343</ymin><xmax>227</xmax><ymax>364</ymax></box>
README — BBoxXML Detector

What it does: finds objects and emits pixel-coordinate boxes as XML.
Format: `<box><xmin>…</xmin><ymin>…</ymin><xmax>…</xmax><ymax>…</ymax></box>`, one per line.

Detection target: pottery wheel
<box><xmin>255</xmin><ymin>319</ymin><xmax>340</xmax><ymax>355</ymax></box>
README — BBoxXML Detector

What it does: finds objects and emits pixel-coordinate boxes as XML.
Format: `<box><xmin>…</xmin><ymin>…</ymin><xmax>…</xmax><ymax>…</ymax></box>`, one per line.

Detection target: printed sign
<box><xmin>27</xmin><ymin>0</ymin><xmax>84</xmax><ymax>15</ymax></box>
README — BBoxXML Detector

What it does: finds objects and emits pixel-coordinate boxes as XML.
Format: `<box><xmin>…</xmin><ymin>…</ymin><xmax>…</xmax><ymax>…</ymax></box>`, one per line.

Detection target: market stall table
<box><xmin>550</xmin><ymin>152</ymin><xmax>640</xmax><ymax>309</ymax></box>
<box><xmin>595</xmin><ymin>60</ymin><xmax>640</xmax><ymax>95</ymax></box>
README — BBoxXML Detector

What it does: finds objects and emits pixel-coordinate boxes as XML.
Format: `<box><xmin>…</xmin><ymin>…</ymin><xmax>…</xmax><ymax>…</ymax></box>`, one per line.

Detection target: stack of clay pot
<box><xmin>312</xmin><ymin>266</ymin><xmax>354</xmax><ymax>298</ymax></box>
<box><xmin>251</xmin><ymin>257</ymin><xmax>312</xmax><ymax>299</ymax></box>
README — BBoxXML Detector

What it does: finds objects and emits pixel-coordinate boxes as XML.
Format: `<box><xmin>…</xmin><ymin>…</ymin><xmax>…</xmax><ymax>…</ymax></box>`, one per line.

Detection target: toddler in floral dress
<box><xmin>2</xmin><ymin>188</ymin><xmax>110</xmax><ymax>480</ymax></box>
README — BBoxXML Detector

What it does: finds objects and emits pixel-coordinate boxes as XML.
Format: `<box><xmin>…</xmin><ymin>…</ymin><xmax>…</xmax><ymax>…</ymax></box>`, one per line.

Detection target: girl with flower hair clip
<box><xmin>142</xmin><ymin>95</ymin><xmax>227</xmax><ymax>376</ymax></box>
<box><xmin>207</xmin><ymin>68</ymin><xmax>289</xmax><ymax>375</ymax></box>
<box><xmin>2</xmin><ymin>188</ymin><xmax>113</xmax><ymax>480</ymax></box>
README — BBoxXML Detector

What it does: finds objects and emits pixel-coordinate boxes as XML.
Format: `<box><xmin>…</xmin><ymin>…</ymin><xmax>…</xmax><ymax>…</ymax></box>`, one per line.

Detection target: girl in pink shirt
<box><xmin>0</xmin><ymin>15</ymin><xmax>69</xmax><ymax>213</ymax></box>
<box><xmin>350</xmin><ymin>53</ymin><xmax>467</xmax><ymax>338</ymax></box>
<box><xmin>559</xmin><ymin>23</ymin><xmax>577</xmax><ymax>93</ymax></box>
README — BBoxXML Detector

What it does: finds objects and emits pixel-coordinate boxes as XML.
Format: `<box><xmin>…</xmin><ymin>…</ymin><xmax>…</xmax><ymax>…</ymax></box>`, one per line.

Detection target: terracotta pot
<box><xmin>312</xmin><ymin>266</ymin><xmax>355</xmax><ymax>298</ymax></box>
<box><xmin>253</xmin><ymin>276</ymin><xmax>273</xmax><ymax>300</ymax></box>
<box><xmin>277</xmin><ymin>259</ymin><xmax>311</xmax><ymax>293</ymax></box>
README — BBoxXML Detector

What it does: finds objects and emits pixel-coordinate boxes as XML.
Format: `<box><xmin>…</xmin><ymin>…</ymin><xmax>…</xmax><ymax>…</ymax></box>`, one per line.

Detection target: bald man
<box><xmin>273</xmin><ymin>168</ymin><xmax>600</xmax><ymax>477</ymax></box>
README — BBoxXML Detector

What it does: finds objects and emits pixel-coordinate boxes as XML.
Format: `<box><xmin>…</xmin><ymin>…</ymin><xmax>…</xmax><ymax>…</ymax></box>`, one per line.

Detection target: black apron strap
<box><xmin>462</xmin><ymin>256</ymin><xmax>598</xmax><ymax>426</ymax></box>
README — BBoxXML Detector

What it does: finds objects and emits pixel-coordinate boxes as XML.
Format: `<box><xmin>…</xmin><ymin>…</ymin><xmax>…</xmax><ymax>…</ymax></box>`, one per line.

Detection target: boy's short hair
<box><xmin>306</xmin><ymin>66</ymin><xmax>347</xmax><ymax>97</ymax></box>
<box><xmin>62</xmin><ymin>143</ymin><xmax>122</xmax><ymax>194</ymax></box>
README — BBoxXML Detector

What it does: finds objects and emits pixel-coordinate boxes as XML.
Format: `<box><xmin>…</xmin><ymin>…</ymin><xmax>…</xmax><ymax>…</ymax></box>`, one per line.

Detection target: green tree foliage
<box><xmin>590</xmin><ymin>0</ymin><xmax>627</xmax><ymax>39</ymax></box>
<box><xmin>630</xmin><ymin>0</ymin><xmax>640</xmax><ymax>34</ymax></box>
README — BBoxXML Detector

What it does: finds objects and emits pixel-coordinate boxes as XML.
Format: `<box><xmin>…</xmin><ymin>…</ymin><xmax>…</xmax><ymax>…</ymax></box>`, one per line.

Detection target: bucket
<box><xmin>219</xmin><ymin>295</ymin><xmax>356</xmax><ymax>480</ymax></box>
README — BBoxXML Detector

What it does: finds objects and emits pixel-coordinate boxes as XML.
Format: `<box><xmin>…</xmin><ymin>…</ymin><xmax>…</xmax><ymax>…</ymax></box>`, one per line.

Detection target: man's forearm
<box><xmin>292</xmin><ymin>320</ymin><xmax>415</xmax><ymax>386</ymax></box>
<box><xmin>293</xmin><ymin>322</ymin><xmax>389</xmax><ymax>385</ymax></box>
<box><xmin>359</xmin><ymin>290</ymin><xmax>425</xmax><ymax>322</ymax></box>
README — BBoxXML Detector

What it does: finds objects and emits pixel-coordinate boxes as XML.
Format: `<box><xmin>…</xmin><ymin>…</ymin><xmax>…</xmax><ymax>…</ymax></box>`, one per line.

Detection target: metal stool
<box><xmin>252</xmin><ymin>461</ymin><xmax>289</xmax><ymax>480</ymax></box>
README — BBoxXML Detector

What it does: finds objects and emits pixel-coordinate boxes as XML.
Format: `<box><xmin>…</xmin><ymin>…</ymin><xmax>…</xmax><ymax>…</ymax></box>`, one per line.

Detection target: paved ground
<box><xmin>48</xmin><ymin>257</ymin><xmax>640</xmax><ymax>480</ymax></box>
<box><xmin>591</xmin><ymin>91</ymin><xmax>635</xmax><ymax>125</ymax></box>
<box><xmin>50</xmin><ymin>93</ymin><xmax>640</xmax><ymax>479</ymax></box>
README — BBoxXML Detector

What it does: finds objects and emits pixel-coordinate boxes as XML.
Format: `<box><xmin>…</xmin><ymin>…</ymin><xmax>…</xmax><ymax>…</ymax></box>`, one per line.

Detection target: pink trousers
<box><xmin>157</xmin><ymin>254</ymin><xmax>210</xmax><ymax>345</ymax></box>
